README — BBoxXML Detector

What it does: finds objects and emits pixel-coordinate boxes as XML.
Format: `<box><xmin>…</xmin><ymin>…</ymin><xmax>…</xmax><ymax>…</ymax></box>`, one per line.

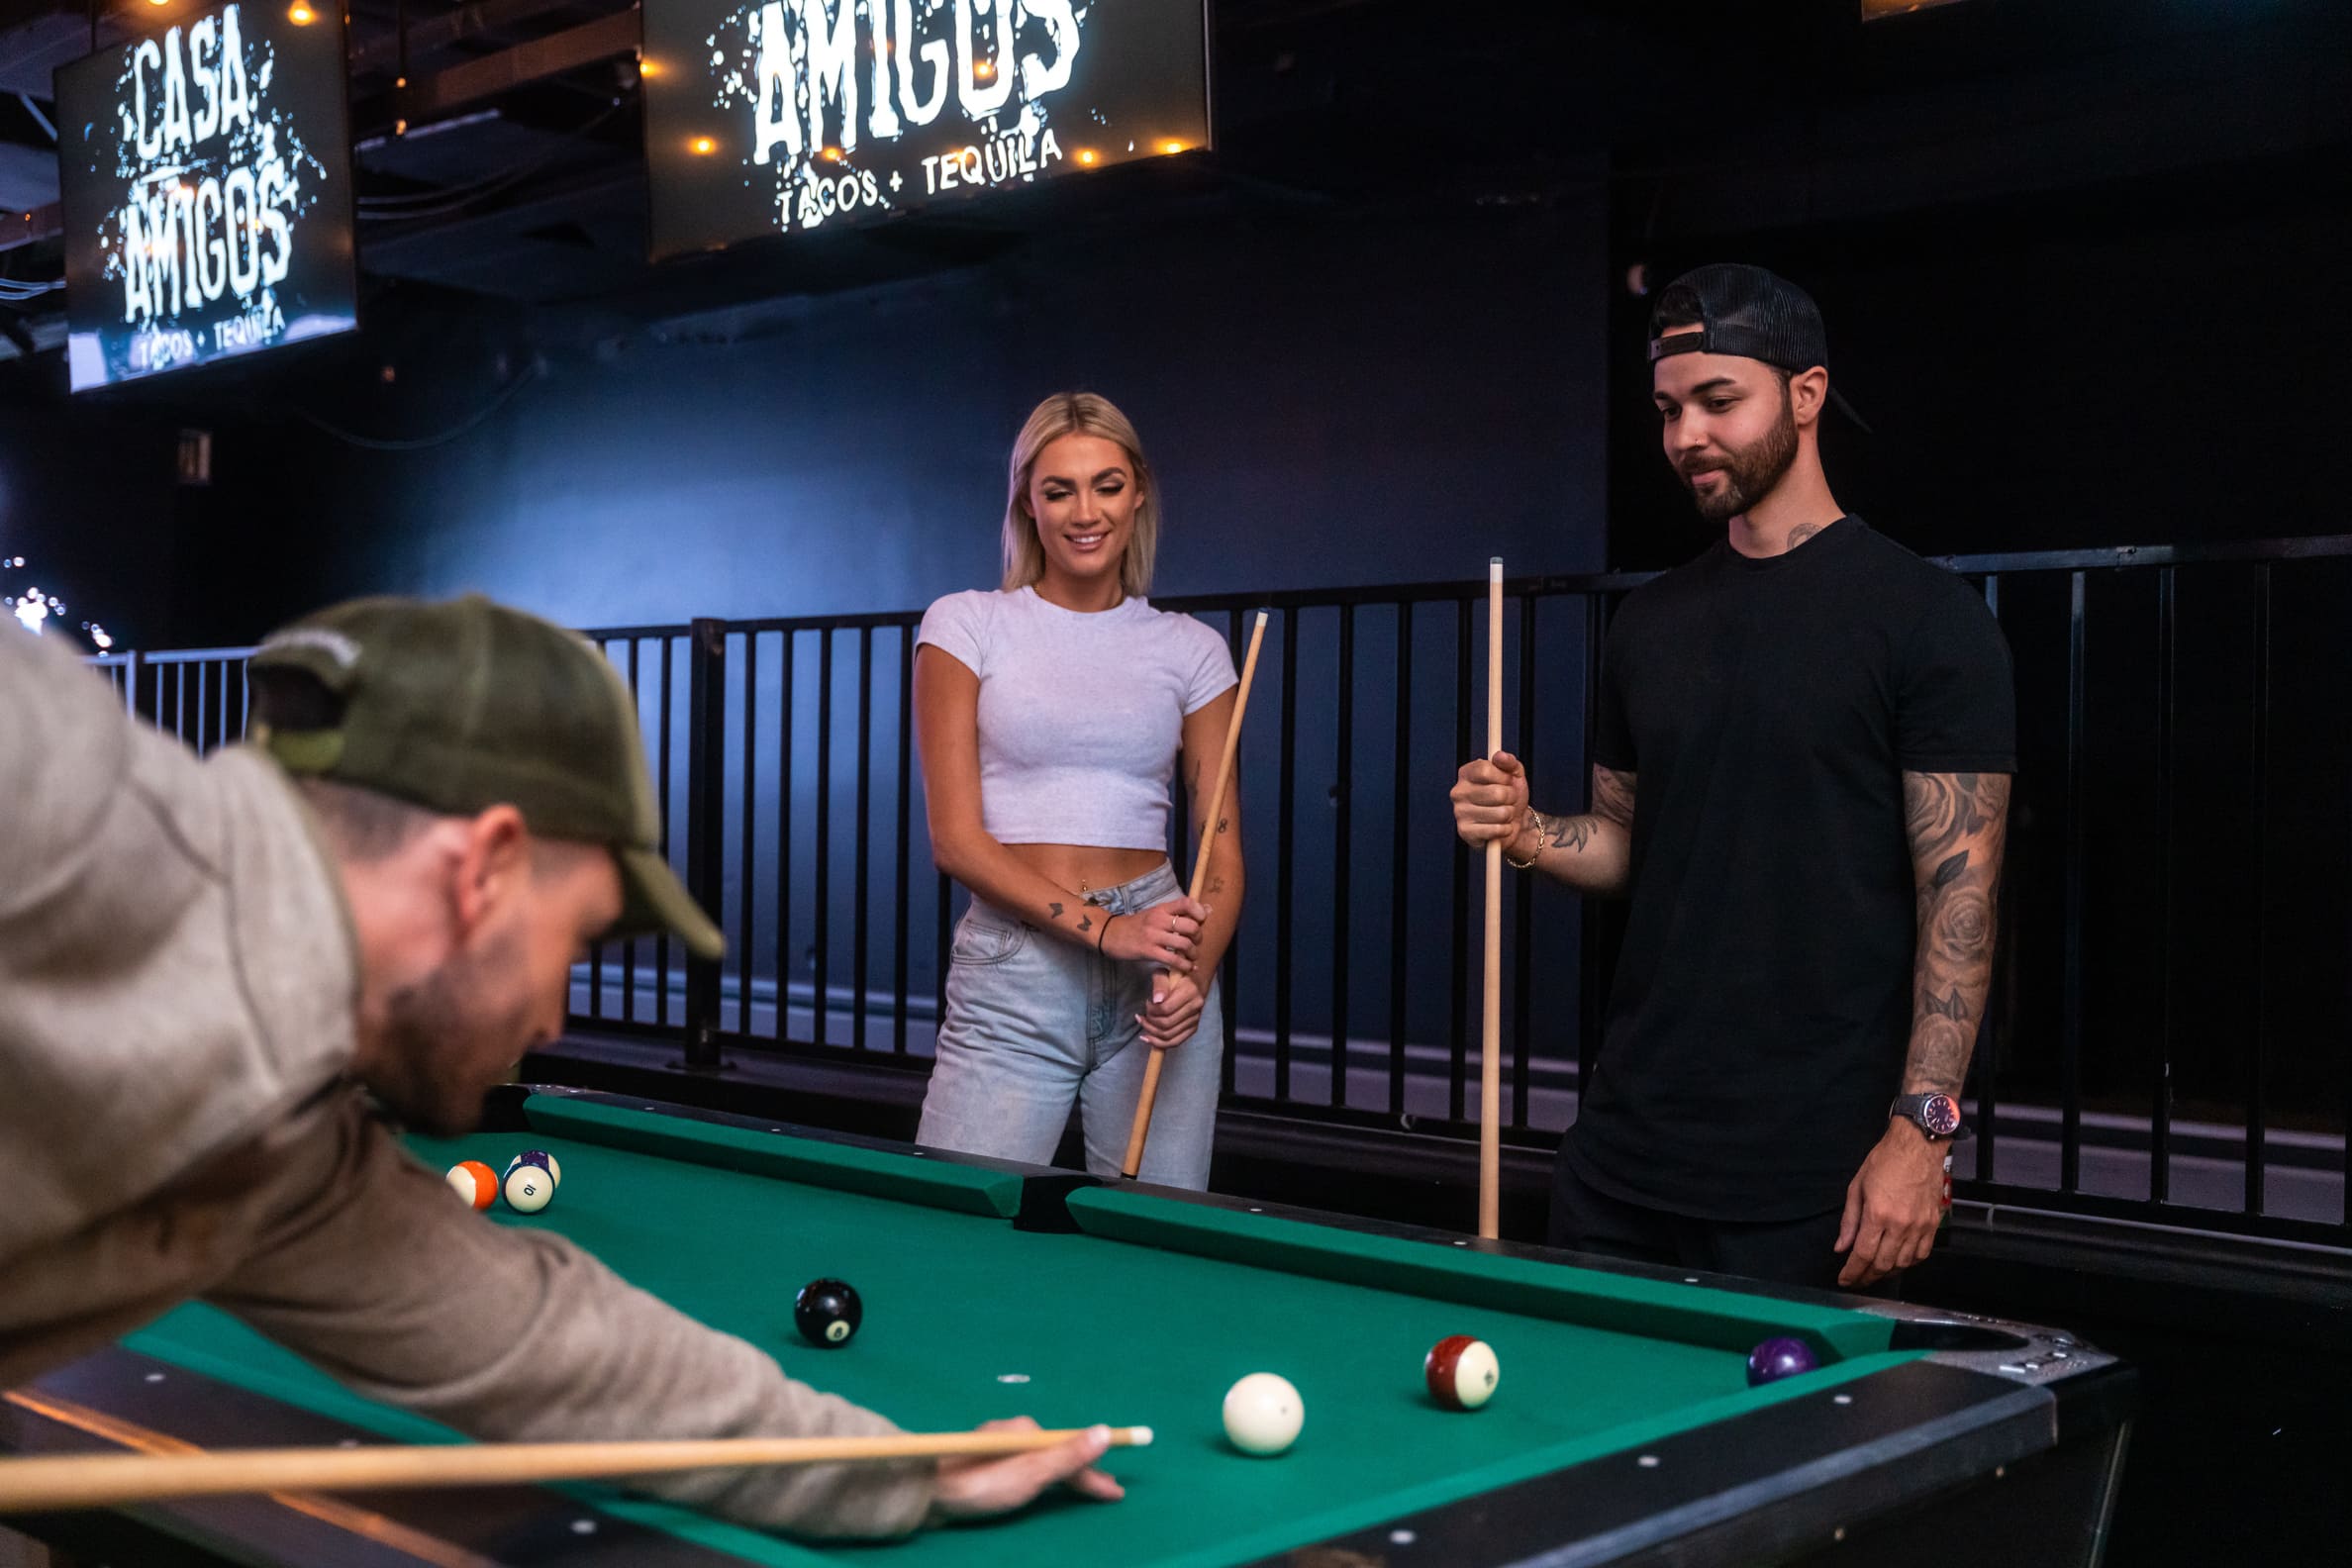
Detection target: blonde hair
<box><xmin>999</xmin><ymin>392</ymin><xmax>1158</xmax><ymax>599</ymax></box>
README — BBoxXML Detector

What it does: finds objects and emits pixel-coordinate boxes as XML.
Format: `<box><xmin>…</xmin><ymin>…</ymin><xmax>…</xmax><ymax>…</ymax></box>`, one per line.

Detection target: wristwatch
<box><xmin>1890</xmin><ymin>1092</ymin><xmax>1964</xmax><ymax>1140</ymax></box>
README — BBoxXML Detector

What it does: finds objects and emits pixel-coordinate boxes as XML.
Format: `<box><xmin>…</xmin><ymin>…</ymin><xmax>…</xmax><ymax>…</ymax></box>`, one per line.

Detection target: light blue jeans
<box><xmin>916</xmin><ymin>863</ymin><xmax>1225</xmax><ymax>1189</ymax></box>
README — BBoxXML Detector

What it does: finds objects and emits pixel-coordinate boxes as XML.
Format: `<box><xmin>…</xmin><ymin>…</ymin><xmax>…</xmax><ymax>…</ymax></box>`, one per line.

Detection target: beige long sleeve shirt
<box><xmin>0</xmin><ymin>626</ymin><xmax>933</xmax><ymax>1537</ymax></box>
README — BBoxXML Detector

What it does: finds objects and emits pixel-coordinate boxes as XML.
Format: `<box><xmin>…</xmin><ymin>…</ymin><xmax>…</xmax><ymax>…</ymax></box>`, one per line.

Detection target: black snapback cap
<box><xmin>1648</xmin><ymin>263</ymin><xmax>1829</xmax><ymax>373</ymax></box>
<box><xmin>1648</xmin><ymin>263</ymin><xmax>1870</xmax><ymax>432</ymax></box>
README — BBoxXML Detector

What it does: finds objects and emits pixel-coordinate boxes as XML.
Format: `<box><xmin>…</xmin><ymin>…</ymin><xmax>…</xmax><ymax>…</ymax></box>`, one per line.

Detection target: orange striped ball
<box><xmin>445</xmin><ymin>1160</ymin><xmax>499</xmax><ymax>1211</ymax></box>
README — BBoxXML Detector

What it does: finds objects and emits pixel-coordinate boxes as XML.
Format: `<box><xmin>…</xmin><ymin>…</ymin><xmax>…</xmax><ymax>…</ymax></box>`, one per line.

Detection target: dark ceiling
<box><xmin>3</xmin><ymin>0</ymin><xmax>2349</xmax><ymax>365</ymax></box>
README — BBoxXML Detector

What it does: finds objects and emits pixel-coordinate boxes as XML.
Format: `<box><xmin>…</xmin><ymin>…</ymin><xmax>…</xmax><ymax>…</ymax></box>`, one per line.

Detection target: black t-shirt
<box><xmin>1563</xmin><ymin>517</ymin><xmax>2016</xmax><ymax>1222</ymax></box>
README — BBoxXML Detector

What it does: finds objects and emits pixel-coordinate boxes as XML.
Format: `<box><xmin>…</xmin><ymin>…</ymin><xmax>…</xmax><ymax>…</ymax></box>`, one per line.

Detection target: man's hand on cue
<box><xmin>928</xmin><ymin>1418</ymin><xmax>1123</xmax><ymax>1522</ymax></box>
<box><xmin>1452</xmin><ymin>751</ymin><xmax>1534</xmax><ymax>854</ymax></box>
<box><xmin>1834</xmin><ymin>1119</ymin><xmax>1946</xmax><ymax>1288</ymax></box>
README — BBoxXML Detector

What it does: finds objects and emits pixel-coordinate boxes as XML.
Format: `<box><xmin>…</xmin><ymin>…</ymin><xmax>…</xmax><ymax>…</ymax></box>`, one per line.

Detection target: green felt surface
<box><xmin>124</xmin><ymin>1102</ymin><xmax>1914</xmax><ymax>1568</ymax></box>
<box><xmin>522</xmin><ymin>1099</ymin><xmax>1029</xmax><ymax>1220</ymax></box>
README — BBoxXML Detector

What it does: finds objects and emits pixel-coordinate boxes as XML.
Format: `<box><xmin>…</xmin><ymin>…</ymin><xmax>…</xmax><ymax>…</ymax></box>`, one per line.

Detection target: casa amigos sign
<box><xmin>55</xmin><ymin>2</ymin><xmax>356</xmax><ymax>391</ymax></box>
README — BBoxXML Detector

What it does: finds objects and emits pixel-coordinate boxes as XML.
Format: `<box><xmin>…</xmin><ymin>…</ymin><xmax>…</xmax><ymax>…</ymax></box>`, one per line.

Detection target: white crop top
<box><xmin>917</xmin><ymin>586</ymin><xmax>1238</xmax><ymax>850</ymax></box>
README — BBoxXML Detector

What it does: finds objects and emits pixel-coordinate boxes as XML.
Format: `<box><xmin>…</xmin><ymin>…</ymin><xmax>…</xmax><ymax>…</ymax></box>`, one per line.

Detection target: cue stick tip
<box><xmin>1116</xmin><ymin>1426</ymin><xmax>1154</xmax><ymax>1447</ymax></box>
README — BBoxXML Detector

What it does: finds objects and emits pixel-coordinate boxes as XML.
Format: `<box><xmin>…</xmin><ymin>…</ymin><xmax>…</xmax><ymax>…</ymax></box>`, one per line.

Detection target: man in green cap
<box><xmin>0</xmin><ymin>595</ymin><xmax>1123</xmax><ymax>1537</ymax></box>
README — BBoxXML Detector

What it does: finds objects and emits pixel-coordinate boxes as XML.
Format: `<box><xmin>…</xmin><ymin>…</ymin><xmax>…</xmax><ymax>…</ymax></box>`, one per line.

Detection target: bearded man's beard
<box><xmin>364</xmin><ymin>929</ymin><xmax>532</xmax><ymax>1134</ymax></box>
<box><xmin>1681</xmin><ymin>391</ymin><xmax>1799</xmax><ymax>522</ymax></box>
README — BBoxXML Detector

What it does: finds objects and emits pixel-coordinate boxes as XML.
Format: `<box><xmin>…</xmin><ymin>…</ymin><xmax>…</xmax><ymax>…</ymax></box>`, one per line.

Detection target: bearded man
<box><xmin>1452</xmin><ymin>264</ymin><xmax>2015</xmax><ymax>1292</ymax></box>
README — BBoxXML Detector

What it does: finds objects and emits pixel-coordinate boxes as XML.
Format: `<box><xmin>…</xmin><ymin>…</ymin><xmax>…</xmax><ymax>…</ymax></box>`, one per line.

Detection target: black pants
<box><xmin>1547</xmin><ymin>1151</ymin><xmax>1872</xmax><ymax>1294</ymax></box>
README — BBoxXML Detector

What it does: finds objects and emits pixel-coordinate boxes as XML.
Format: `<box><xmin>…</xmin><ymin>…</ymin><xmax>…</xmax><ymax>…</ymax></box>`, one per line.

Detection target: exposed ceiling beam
<box><xmin>0</xmin><ymin>306</ymin><xmax>65</xmax><ymax>362</ymax></box>
<box><xmin>349</xmin><ymin>0</ymin><xmax>620</xmax><ymax>76</ymax></box>
<box><xmin>14</xmin><ymin>92</ymin><xmax>55</xmax><ymax>142</ymax></box>
<box><xmin>393</xmin><ymin>9</ymin><xmax>639</xmax><ymax>123</ymax></box>
<box><xmin>0</xmin><ymin>200</ymin><xmax>60</xmax><ymax>252</ymax></box>
<box><xmin>0</xmin><ymin>307</ymin><xmax>36</xmax><ymax>357</ymax></box>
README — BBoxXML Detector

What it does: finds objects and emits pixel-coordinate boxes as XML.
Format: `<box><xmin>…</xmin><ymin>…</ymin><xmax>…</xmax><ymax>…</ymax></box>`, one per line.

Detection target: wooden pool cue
<box><xmin>1122</xmin><ymin>609</ymin><xmax>1271</xmax><ymax>1179</ymax></box>
<box><xmin>0</xmin><ymin>1425</ymin><xmax>1155</xmax><ymax>1514</ymax></box>
<box><xmin>1481</xmin><ymin>558</ymin><xmax>1505</xmax><ymax>1240</ymax></box>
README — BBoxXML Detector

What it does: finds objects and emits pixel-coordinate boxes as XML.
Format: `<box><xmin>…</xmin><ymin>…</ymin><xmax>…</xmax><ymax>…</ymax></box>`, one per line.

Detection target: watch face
<box><xmin>1921</xmin><ymin>1095</ymin><xmax>1963</xmax><ymax>1136</ymax></box>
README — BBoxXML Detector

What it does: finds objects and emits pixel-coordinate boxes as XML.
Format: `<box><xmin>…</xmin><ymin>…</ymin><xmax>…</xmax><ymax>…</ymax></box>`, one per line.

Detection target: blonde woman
<box><xmin>913</xmin><ymin>393</ymin><xmax>1243</xmax><ymax>1189</ymax></box>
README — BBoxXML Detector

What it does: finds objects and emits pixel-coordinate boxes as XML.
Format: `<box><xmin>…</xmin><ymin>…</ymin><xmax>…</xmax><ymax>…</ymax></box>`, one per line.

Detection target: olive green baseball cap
<box><xmin>247</xmin><ymin>594</ymin><xmax>724</xmax><ymax>961</ymax></box>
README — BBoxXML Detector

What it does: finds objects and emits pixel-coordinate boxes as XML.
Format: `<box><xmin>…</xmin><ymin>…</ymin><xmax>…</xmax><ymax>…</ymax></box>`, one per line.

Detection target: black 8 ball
<box><xmin>794</xmin><ymin>1279</ymin><xmax>862</xmax><ymax>1348</ymax></box>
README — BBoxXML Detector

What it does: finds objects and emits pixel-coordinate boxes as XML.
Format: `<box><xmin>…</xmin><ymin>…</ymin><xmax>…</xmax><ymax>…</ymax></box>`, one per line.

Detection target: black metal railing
<box><xmin>88</xmin><ymin>644</ymin><xmax>254</xmax><ymax>751</ymax></box>
<box><xmin>82</xmin><ymin>534</ymin><xmax>2352</xmax><ymax>1247</ymax></box>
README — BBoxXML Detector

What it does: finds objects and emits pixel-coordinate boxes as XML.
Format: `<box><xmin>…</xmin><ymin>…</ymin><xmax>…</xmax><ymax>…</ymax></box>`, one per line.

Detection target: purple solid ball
<box><xmin>1745</xmin><ymin>1336</ymin><xmax>1819</xmax><ymax>1387</ymax></box>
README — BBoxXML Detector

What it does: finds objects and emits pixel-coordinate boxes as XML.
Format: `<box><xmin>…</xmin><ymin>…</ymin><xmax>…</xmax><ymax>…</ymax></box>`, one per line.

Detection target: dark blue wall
<box><xmin>295</xmin><ymin>203</ymin><xmax>1607</xmax><ymax>631</ymax></box>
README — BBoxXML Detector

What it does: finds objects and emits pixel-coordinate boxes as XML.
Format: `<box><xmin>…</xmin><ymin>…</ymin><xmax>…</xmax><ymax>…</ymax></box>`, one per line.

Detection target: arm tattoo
<box><xmin>1592</xmin><ymin>767</ymin><xmax>1636</xmax><ymax>828</ymax></box>
<box><xmin>1901</xmin><ymin>772</ymin><xmax>2010</xmax><ymax>1097</ymax></box>
<box><xmin>1533</xmin><ymin>810</ymin><xmax>1599</xmax><ymax>852</ymax></box>
<box><xmin>1077</xmin><ymin>914</ymin><xmax>1092</xmax><ymax>933</ymax></box>
<box><xmin>1520</xmin><ymin>769</ymin><xmax>1635</xmax><ymax>860</ymax></box>
<box><xmin>1048</xmin><ymin>901</ymin><xmax>1065</xmax><ymax>922</ymax></box>
<box><xmin>1905</xmin><ymin>769</ymin><xmax>1998</xmax><ymax>849</ymax></box>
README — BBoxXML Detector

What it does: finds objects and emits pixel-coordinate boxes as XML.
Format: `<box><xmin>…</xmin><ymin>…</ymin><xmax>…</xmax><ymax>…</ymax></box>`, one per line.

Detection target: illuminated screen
<box><xmin>643</xmin><ymin>1</ymin><xmax>1212</xmax><ymax>259</ymax></box>
<box><xmin>54</xmin><ymin>3</ymin><xmax>358</xmax><ymax>392</ymax></box>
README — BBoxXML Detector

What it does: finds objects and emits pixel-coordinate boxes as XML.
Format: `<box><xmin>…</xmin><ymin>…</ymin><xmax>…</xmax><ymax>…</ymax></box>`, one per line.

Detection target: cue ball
<box><xmin>444</xmin><ymin>1160</ymin><xmax>498</xmax><ymax>1212</ymax></box>
<box><xmin>793</xmin><ymin>1279</ymin><xmax>862</xmax><ymax>1347</ymax></box>
<box><xmin>1423</xmin><ymin>1335</ymin><xmax>1501</xmax><ymax>1411</ymax></box>
<box><xmin>1746</xmin><ymin>1336</ymin><xmax>1819</xmax><ymax>1386</ymax></box>
<box><xmin>505</xmin><ymin>1150</ymin><xmax>561</xmax><ymax>1190</ymax></box>
<box><xmin>1222</xmin><ymin>1373</ymin><xmax>1304</xmax><ymax>1456</ymax></box>
<box><xmin>502</xmin><ymin>1162</ymin><xmax>554</xmax><ymax>1215</ymax></box>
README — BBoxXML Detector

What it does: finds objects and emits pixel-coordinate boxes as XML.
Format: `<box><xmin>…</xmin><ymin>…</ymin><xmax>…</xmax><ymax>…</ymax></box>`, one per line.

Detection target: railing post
<box><xmin>679</xmin><ymin>618</ymin><xmax>732</xmax><ymax>1073</ymax></box>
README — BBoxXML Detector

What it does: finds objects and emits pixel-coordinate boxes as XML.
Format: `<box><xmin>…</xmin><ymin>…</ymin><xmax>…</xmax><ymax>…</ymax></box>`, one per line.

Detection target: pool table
<box><xmin>1</xmin><ymin>1088</ymin><xmax>2133</xmax><ymax>1567</ymax></box>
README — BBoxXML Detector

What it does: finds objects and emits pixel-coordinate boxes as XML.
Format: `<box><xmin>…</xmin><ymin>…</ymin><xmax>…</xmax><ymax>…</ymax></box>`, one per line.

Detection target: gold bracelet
<box><xmin>1503</xmin><ymin>811</ymin><xmax>1551</xmax><ymax>870</ymax></box>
